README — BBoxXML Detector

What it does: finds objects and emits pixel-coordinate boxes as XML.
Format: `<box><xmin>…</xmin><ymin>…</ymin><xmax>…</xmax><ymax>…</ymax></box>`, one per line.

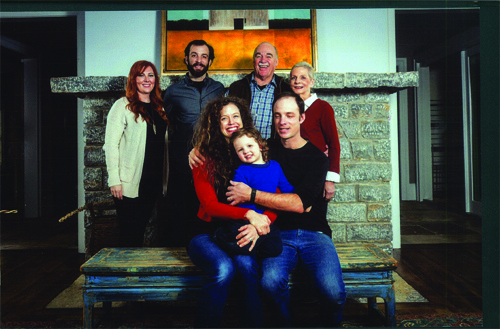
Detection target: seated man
<box><xmin>227</xmin><ymin>92</ymin><xmax>346</xmax><ymax>327</ymax></box>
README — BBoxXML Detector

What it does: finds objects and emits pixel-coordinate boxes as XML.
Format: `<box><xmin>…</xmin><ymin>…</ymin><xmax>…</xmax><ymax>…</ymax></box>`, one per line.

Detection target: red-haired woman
<box><xmin>103</xmin><ymin>60</ymin><xmax>169</xmax><ymax>247</ymax></box>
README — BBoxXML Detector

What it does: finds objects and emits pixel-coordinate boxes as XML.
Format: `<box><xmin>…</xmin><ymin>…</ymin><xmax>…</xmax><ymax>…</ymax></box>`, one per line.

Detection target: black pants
<box><xmin>162</xmin><ymin>170</ymin><xmax>200</xmax><ymax>247</ymax></box>
<box><xmin>113</xmin><ymin>178</ymin><xmax>161</xmax><ymax>247</ymax></box>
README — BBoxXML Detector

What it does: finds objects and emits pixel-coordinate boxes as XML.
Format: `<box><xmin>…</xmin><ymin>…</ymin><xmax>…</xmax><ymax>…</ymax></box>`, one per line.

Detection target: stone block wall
<box><xmin>51</xmin><ymin>71</ymin><xmax>418</xmax><ymax>253</ymax></box>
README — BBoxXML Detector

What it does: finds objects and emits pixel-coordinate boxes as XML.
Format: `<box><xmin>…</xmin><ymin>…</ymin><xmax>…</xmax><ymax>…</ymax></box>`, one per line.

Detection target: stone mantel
<box><xmin>50</xmin><ymin>72</ymin><xmax>418</xmax><ymax>95</ymax></box>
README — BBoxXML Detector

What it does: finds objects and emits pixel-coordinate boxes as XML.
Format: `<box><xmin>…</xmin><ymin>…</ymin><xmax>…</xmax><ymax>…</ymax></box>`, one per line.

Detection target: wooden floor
<box><xmin>1</xmin><ymin>201</ymin><xmax>482</xmax><ymax>327</ymax></box>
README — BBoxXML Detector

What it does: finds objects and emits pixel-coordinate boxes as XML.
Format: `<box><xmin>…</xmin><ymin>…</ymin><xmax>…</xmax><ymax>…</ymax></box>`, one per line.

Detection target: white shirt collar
<box><xmin>304</xmin><ymin>93</ymin><xmax>318</xmax><ymax>111</ymax></box>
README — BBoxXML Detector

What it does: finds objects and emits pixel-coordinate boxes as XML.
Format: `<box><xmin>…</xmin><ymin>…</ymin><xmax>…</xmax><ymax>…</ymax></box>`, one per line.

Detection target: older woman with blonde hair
<box><xmin>290</xmin><ymin>61</ymin><xmax>341</xmax><ymax>200</ymax></box>
<box><xmin>103</xmin><ymin>60</ymin><xmax>169</xmax><ymax>247</ymax></box>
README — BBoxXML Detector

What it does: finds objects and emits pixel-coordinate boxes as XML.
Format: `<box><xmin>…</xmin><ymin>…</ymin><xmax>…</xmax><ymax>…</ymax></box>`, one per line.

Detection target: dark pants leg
<box><xmin>113</xmin><ymin>179</ymin><xmax>161</xmax><ymax>247</ymax></box>
<box><xmin>163</xmin><ymin>170</ymin><xmax>199</xmax><ymax>247</ymax></box>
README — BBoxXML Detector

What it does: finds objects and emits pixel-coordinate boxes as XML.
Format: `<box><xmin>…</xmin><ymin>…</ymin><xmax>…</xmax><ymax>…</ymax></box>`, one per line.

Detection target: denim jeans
<box><xmin>261</xmin><ymin>229</ymin><xmax>346</xmax><ymax>327</ymax></box>
<box><xmin>187</xmin><ymin>234</ymin><xmax>263</xmax><ymax>328</ymax></box>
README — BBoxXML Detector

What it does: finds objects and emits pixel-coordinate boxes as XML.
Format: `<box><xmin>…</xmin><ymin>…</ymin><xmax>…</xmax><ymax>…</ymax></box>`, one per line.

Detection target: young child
<box><xmin>213</xmin><ymin>127</ymin><xmax>294</xmax><ymax>258</ymax></box>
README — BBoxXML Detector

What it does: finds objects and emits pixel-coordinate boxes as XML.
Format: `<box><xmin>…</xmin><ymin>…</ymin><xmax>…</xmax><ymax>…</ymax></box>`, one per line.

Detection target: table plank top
<box><xmin>81</xmin><ymin>243</ymin><xmax>397</xmax><ymax>275</ymax></box>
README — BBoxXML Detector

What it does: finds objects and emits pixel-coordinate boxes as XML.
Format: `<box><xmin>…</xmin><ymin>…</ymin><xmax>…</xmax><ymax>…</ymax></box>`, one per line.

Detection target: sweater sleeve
<box><xmin>193</xmin><ymin>164</ymin><xmax>249</xmax><ymax>221</ymax></box>
<box><xmin>319</xmin><ymin>100</ymin><xmax>341</xmax><ymax>181</ymax></box>
<box><xmin>103</xmin><ymin>98</ymin><xmax>127</xmax><ymax>187</ymax></box>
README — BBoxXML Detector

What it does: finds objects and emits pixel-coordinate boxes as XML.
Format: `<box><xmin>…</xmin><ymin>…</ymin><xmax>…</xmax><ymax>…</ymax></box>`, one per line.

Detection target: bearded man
<box><xmin>162</xmin><ymin>40</ymin><xmax>224</xmax><ymax>246</ymax></box>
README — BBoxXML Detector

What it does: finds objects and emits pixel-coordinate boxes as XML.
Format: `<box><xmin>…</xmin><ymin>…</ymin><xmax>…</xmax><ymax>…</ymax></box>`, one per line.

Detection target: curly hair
<box><xmin>230</xmin><ymin>127</ymin><xmax>269</xmax><ymax>163</ymax></box>
<box><xmin>192</xmin><ymin>96</ymin><xmax>254</xmax><ymax>194</ymax></box>
<box><xmin>125</xmin><ymin>60</ymin><xmax>168</xmax><ymax>125</ymax></box>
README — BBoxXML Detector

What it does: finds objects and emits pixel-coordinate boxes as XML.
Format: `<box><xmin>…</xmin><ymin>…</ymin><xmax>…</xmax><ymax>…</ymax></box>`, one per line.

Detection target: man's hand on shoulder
<box><xmin>188</xmin><ymin>147</ymin><xmax>205</xmax><ymax>169</ymax></box>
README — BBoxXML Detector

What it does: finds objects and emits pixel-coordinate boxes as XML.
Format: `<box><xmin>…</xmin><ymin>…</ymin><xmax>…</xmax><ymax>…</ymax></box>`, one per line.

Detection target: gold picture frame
<box><xmin>161</xmin><ymin>9</ymin><xmax>318</xmax><ymax>75</ymax></box>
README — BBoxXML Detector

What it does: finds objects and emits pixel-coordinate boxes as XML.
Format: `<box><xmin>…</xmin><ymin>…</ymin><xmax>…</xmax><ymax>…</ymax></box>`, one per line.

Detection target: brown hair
<box><xmin>273</xmin><ymin>91</ymin><xmax>305</xmax><ymax>115</ymax></box>
<box><xmin>230</xmin><ymin>127</ymin><xmax>269</xmax><ymax>163</ymax></box>
<box><xmin>125</xmin><ymin>60</ymin><xmax>167</xmax><ymax>124</ymax></box>
<box><xmin>192</xmin><ymin>96</ymin><xmax>254</xmax><ymax>193</ymax></box>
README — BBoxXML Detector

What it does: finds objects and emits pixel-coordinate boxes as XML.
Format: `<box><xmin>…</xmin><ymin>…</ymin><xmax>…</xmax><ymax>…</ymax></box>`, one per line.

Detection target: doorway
<box><xmin>1</xmin><ymin>17</ymin><xmax>78</xmax><ymax>221</ymax></box>
<box><xmin>396</xmin><ymin>9</ymin><xmax>480</xmax><ymax>214</ymax></box>
<box><xmin>461</xmin><ymin>45</ymin><xmax>481</xmax><ymax>216</ymax></box>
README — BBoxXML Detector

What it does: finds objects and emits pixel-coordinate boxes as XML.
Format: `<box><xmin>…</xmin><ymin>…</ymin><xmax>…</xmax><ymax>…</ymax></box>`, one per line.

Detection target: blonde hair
<box><xmin>291</xmin><ymin>61</ymin><xmax>315</xmax><ymax>80</ymax></box>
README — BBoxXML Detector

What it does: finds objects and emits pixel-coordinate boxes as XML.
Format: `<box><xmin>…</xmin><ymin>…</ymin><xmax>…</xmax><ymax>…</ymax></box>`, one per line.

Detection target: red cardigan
<box><xmin>300</xmin><ymin>98</ymin><xmax>341</xmax><ymax>176</ymax></box>
<box><xmin>193</xmin><ymin>163</ymin><xmax>278</xmax><ymax>223</ymax></box>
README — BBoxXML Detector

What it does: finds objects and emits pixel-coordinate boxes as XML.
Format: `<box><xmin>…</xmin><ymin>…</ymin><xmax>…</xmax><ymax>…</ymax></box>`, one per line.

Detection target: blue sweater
<box><xmin>233</xmin><ymin>160</ymin><xmax>294</xmax><ymax>214</ymax></box>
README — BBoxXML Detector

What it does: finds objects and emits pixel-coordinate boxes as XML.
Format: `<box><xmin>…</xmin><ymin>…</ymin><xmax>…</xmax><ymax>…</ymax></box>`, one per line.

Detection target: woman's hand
<box><xmin>110</xmin><ymin>184</ymin><xmax>123</xmax><ymax>200</ymax></box>
<box><xmin>324</xmin><ymin>181</ymin><xmax>336</xmax><ymax>201</ymax></box>
<box><xmin>236</xmin><ymin>224</ymin><xmax>259</xmax><ymax>252</ymax></box>
<box><xmin>244</xmin><ymin>210</ymin><xmax>270</xmax><ymax>235</ymax></box>
<box><xmin>188</xmin><ymin>147</ymin><xmax>205</xmax><ymax>169</ymax></box>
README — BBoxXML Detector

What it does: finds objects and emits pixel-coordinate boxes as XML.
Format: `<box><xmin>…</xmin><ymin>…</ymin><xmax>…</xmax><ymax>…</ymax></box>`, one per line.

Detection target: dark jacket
<box><xmin>227</xmin><ymin>73</ymin><xmax>292</xmax><ymax>106</ymax></box>
<box><xmin>164</xmin><ymin>73</ymin><xmax>224</xmax><ymax>174</ymax></box>
<box><xmin>227</xmin><ymin>73</ymin><xmax>292</xmax><ymax>138</ymax></box>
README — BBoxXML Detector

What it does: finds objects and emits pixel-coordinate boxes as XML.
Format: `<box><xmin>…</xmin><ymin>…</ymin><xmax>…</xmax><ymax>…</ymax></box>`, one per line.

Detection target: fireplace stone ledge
<box><xmin>50</xmin><ymin>72</ymin><xmax>418</xmax><ymax>96</ymax></box>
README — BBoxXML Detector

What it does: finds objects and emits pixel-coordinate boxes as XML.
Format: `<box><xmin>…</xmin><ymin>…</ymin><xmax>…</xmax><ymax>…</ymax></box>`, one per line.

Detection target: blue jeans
<box><xmin>261</xmin><ymin>230</ymin><xmax>346</xmax><ymax>327</ymax></box>
<box><xmin>187</xmin><ymin>234</ymin><xmax>263</xmax><ymax>328</ymax></box>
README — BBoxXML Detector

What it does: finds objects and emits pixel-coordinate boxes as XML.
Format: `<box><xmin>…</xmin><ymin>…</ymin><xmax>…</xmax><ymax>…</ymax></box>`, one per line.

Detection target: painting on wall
<box><xmin>161</xmin><ymin>9</ymin><xmax>317</xmax><ymax>74</ymax></box>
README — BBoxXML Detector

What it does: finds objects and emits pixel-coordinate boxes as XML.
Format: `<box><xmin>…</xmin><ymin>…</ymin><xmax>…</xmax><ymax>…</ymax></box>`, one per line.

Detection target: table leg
<box><xmin>385</xmin><ymin>286</ymin><xmax>396</xmax><ymax>327</ymax></box>
<box><xmin>83</xmin><ymin>292</ymin><xmax>95</xmax><ymax>329</ymax></box>
<box><xmin>367</xmin><ymin>297</ymin><xmax>378</xmax><ymax>310</ymax></box>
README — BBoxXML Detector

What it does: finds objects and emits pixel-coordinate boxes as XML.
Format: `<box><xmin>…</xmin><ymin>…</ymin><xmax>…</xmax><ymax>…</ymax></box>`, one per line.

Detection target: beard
<box><xmin>186</xmin><ymin>62</ymin><xmax>209</xmax><ymax>78</ymax></box>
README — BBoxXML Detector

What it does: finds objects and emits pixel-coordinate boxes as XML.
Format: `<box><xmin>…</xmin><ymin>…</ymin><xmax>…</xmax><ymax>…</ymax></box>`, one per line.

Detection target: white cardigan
<box><xmin>103</xmin><ymin>97</ymin><xmax>168</xmax><ymax>198</ymax></box>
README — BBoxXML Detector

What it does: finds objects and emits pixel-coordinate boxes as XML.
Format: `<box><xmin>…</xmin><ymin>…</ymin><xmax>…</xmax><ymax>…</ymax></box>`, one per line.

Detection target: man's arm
<box><xmin>227</xmin><ymin>180</ymin><xmax>304</xmax><ymax>213</ymax></box>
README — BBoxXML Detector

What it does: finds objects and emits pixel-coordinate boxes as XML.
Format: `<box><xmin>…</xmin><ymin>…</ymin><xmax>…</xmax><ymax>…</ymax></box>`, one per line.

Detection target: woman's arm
<box><xmin>320</xmin><ymin>100</ymin><xmax>341</xmax><ymax>200</ymax></box>
<box><xmin>193</xmin><ymin>165</ymin><xmax>271</xmax><ymax>234</ymax></box>
<box><xmin>103</xmin><ymin>98</ymin><xmax>127</xmax><ymax>188</ymax></box>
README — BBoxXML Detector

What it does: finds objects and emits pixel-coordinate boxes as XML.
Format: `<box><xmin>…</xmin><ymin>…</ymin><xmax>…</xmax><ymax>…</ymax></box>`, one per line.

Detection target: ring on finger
<box><xmin>249</xmin><ymin>237</ymin><xmax>253</xmax><ymax>242</ymax></box>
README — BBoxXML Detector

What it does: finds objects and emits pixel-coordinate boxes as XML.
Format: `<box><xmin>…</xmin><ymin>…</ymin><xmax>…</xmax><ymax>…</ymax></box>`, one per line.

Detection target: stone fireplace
<box><xmin>51</xmin><ymin>71</ymin><xmax>418</xmax><ymax>254</ymax></box>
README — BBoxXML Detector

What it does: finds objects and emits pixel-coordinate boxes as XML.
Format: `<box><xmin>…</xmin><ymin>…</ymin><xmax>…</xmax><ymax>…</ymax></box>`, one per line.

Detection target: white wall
<box><xmin>84</xmin><ymin>11</ymin><xmax>162</xmax><ymax>76</ymax></box>
<box><xmin>82</xmin><ymin>9</ymin><xmax>397</xmax><ymax>75</ymax></box>
<box><xmin>317</xmin><ymin>9</ymin><xmax>395</xmax><ymax>73</ymax></box>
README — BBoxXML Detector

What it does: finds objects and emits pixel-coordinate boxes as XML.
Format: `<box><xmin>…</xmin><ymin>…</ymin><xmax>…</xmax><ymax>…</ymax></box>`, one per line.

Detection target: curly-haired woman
<box><xmin>188</xmin><ymin>97</ymin><xmax>273</xmax><ymax>328</ymax></box>
<box><xmin>103</xmin><ymin>60</ymin><xmax>168</xmax><ymax>247</ymax></box>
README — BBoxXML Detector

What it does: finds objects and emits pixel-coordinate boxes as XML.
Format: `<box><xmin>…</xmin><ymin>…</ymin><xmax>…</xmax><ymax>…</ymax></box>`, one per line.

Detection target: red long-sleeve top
<box><xmin>192</xmin><ymin>162</ymin><xmax>278</xmax><ymax>223</ymax></box>
<box><xmin>300</xmin><ymin>97</ymin><xmax>341</xmax><ymax>178</ymax></box>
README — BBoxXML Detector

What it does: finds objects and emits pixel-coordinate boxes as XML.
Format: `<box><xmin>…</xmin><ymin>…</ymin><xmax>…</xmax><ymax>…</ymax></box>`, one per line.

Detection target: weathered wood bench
<box><xmin>80</xmin><ymin>243</ymin><xmax>398</xmax><ymax>328</ymax></box>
